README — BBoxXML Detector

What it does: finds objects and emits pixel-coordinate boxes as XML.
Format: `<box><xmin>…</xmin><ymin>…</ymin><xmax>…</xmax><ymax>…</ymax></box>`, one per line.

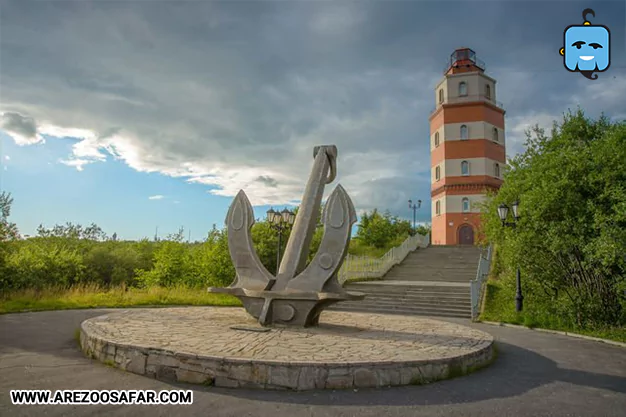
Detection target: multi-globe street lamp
<box><xmin>497</xmin><ymin>200</ymin><xmax>523</xmax><ymax>312</ymax></box>
<box><xmin>266</xmin><ymin>207</ymin><xmax>296</xmax><ymax>271</ymax></box>
<box><xmin>408</xmin><ymin>199</ymin><xmax>422</xmax><ymax>232</ymax></box>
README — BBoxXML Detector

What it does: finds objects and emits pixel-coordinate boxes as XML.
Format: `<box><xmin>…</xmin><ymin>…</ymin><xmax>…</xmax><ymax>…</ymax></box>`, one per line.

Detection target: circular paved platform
<box><xmin>80</xmin><ymin>307</ymin><xmax>494</xmax><ymax>390</ymax></box>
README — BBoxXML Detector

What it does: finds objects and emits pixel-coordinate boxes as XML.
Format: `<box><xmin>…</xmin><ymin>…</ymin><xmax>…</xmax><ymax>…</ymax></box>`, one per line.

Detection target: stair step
<box><xmin>387</xmin><ymin>268</ymin><xmax>475</xmax><ymax>273</ymax></box>
<box><xmin>339</xmin><ymin>298</ymin><xmax>470</xmax><ymax>310</ymax></box>
<box><xmin>395</xmin><ymin>263</ymin><xmax>477</xmax><ymax>268</ymax></box>
<box><xmin>410</xmin><ymin>260</ymin><xmax>477</xmax><ymax>263</ymax></box>
<box><xmin>347</xmin><ymin>289</ymin><xmax>470</xmax><ymax>298</ymax></box>
<box><xmin>383</xmin><ymin>274</ymin><xmax>473</xmax><ymax>281</ymax></box>
<box><xmin>361</xmin><ymin>295</ymin><xmax>471</xmax><ymax>304</ymax></box>
<box><xmin>346</xmin><ymin>285</ymin><xmax>470</xmax><ymax>294</ymax></box>
<box><xmin>343</xmin><ymin>300</ymin><xmax>470</xmax><ymax>310</ymax></box>
<box><xmin>348</xmin><ymin>291</ymin><xmax>470</xmax><ymax>298</ymax></box>
<box><xmin>329</xmin><ymin>305</ymin><xmax>471</xmax><ymax>318</ymax></box>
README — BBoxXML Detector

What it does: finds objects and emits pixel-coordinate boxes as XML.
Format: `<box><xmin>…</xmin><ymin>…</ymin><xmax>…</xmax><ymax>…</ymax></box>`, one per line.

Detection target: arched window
<box><xmin>495</xmin><ymin>163</ymin><xmax>500</xmax><ymax>178</ymax></box>
<box><xmin>434</xmin><ymin>132</ymin><xmax>440</xmax><ymax>147</ymax></box>
<box><xmin>462</xmin><ymin>197</ymin><xmax>470</xmax><ymax>213</ymax></box>
<box><xmin>435</xmin><ymin>200</ymin><xmax>441</xmax><ymax>215</ymax></box>
<box><xmin>460</xmin><ymin>125</ymin><xmax>468</xmax><ymax>140</ymax></box>
<box><xmin>459</xmin><ymin>82</ymin><xmax>467</xmax><ymax>96</ymax></box>
<box><xmin>493</xmin><ymin>127</ymin><xmax>499</xmax><ymax>142</ymax></box>
<box><xmin>438</xmin><ymin>89</ymin><xmax>444</xmax><ymax>104</ymax></box>
<box><xmin>485</xmin><ymin>84</ymin><xmax>491</xmax><ymax>99</ymax></box>
<box><xmin>435</xmin><ymin>166</ymin><xmax>441</xmax><ymax>181</ymax></box>
<box><xmin>461</xmin><ymin>160</ymin><xmax>469</xmax><ymax>176</ymax></box>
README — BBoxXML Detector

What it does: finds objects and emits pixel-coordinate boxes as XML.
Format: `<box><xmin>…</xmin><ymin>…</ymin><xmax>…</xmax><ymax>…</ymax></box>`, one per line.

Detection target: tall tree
<box><xmin>0</xmin><ymin>192</ymin><xmax>19</xmax><ymax>241</ymax></box>
<box><xmin>481</xmin><ymin>109</ymin><xmax>626</xmax><ymax>327</ymax></box>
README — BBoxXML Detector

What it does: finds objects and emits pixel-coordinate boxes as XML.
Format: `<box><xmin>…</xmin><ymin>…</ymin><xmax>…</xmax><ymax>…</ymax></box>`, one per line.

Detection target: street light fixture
<box><xmin>497</xmin><ymin>200</ymin><xmax>523</xmax><ymax>312</ymax></box>
<box><xmin>408</xmin><ymin>199</ymin><xmax>422</xmax><ymax>232</ymax></box>
<box><xmin>267</xmin><ymin>207</ymin><xmax>296</xmax><ymax>272</ymax></box>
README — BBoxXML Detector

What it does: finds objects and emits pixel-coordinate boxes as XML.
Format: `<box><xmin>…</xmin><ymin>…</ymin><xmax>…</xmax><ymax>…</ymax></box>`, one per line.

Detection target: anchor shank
<box><xmin>273</xmin><ymin>147</ymin><xmax>333</xmax><ymax>290</ymax></box>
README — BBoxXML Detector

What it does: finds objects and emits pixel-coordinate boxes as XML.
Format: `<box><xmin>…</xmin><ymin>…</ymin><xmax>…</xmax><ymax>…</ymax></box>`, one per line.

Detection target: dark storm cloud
<box><xmin>0</xmin><ymin>112</ymin><xmax>39</xmax><ymax>144</ymax></box>
<box><xmin>256</xmin><ymin>175</ymin><xmax>279</xmax><ymax>188</ymax></box>
<box><xmin>0</xmin><ymin>0</ymin><xmax>624</xmax><ymax>219</ymax></box>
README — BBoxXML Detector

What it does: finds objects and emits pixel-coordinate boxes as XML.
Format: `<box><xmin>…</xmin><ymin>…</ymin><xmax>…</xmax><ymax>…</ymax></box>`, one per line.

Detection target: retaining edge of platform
<box><xmin>79</xmin><ymin>316</ymin><xmax>495</xmax><ymax>391</ymax></box>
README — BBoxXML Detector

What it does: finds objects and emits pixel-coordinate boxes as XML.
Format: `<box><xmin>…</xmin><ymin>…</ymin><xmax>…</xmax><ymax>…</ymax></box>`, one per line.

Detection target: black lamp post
<box><xmin>408</xmin><ymin>199</ymin><xmax>422</xmax><ymax>232</ymax></box>
<box><xmin>497</xmin><ymin>201</ymin><xmax>523</xmax><ymax>312</ymax></box>
<box><xmin>266</xmin><ymin>207</ymin><xmax>296</xmax><ymax>272</ymax></box>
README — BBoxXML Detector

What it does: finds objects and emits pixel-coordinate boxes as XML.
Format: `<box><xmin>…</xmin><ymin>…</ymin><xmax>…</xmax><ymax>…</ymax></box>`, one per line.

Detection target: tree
<box><xmin>0</xmin><ymin>192</ymin><xmax>19</xmax><ymax>241</ymax></box>
<box><xmin>481</xmin><ymin>109</ymin><xmax>626</xmax><ymax>327</ymax></box>
<box><xmin>36</xmin><ymin>222</ymin><xmax>107</xmax><ymax>241</ymax></box>
<box><xmin>356</xmin><ymin>209</ymin><xmax>411</xmax><ymax>248</ymax></box>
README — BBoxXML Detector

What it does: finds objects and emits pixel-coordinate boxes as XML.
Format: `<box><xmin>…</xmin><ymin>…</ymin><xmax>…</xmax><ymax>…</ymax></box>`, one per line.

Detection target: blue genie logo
<box><xmin>560</xmin><ymin>8</ymin><xmax>611</xmax><ymax>80</ymax></box>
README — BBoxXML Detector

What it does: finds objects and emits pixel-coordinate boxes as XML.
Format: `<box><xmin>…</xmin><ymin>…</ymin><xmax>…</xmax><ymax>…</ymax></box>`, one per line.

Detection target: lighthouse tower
<box><xmin>429</xmin><ymin>48</ymin><xmax>506</xmax><ymax>245</ymax></box>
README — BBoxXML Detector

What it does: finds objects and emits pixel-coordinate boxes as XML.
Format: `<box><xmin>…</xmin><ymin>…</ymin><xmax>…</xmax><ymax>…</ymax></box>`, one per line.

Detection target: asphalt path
<box><xmin>1</xmin><ymin>309</ymin><xmax>625</xmax><ymax>417</ymax></box>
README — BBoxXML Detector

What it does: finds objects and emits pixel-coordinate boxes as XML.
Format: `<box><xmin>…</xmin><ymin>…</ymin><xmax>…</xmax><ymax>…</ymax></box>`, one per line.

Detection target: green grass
<box><xmin>0</xmin><ymin>283</ymin><xmax>241</xmax><ymax>315</ymax></box>
<box><xmin>481</xmin><ymin>280</ymin><xmax>626</xmax><ymax>343</ymax></box>
<box><xmin>0</xmin><ymin>273</ymin><xmax>384</xmax><ymax>315</ymax></box>
<box><xmin>348</xmin><ymin>239</ymin><xmax>397</xmax><ymax>258</ymax></box>
<box><xmin>345</xmin><ymin>276</ymin><xmax>383</xmax><ymax>283</ymax></box>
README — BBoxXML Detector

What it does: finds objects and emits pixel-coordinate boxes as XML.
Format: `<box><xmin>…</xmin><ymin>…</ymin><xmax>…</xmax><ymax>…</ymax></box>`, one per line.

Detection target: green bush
<box><xmin>481</xmin><ymin>110</ymin><xmax>626</xmax><ymax>329</ymax></box>
<box><xmin>0</xmin><ymin>187</ymin><xmax>415</xmax><ymax>295</ymax></box>
<box><xmin>5</xmin><ymin>238</ymin><xmax>86</xmax><ymax>289</ymax></box>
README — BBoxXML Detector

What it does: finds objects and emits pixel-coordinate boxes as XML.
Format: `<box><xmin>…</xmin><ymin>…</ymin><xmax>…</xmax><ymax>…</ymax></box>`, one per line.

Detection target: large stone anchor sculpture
<box><xmin>208</xmin><ymin>145</ymin><xmax>365</xmax><ymax>327</ymax></box>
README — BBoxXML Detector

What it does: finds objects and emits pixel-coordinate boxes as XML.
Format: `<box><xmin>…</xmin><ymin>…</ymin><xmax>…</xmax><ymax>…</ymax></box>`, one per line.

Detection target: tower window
<box><xmin>459</xmin><ymin>82</ymin><xmax>467</xmax><ymax>97</ymax></box>
<box><xmin>495</xmin><ymin>163</ymin><xmax>500</xmax><ymax>178</ymax></box>
<box><xmin>435</xmin><ymin>166</ymin><xmax>441</xmax><ymax>181</ymax></box>
<box><xmin>462</xmin><ymin>197</ymin><xmax>470</xmax><ymax>213</ymax></box>
<box><xmin>434</xmin><ymin>132</ymin><xmax>440</xmax><ymax>147</ymax></box>
<box><xmin>460</xmin><ymin>125</ymin><xmax>468</xmax><ymax>140</ymax></box>
<box><xmin>436</xmin><ymin>200</ymin><xmax>441</xmax><ymax>215</ymax></box>
<box><xmin>493</xmin><ymin>127</ymin><xmax>499</xmax><ymax>142</ymax></box>
<box><xmin>461</xmin><ymin>160</ymin><xmax>469</xmax><ymax>176</ymax></box>
<box><xmin>439</xmin><ymin>89</ymin><xmax>444</xmax><ymax>104</ymax></box>
<box><xmin>485</xmin><ymin>84</ymin><xmax>491</xmax><ymax>99</ymax></box>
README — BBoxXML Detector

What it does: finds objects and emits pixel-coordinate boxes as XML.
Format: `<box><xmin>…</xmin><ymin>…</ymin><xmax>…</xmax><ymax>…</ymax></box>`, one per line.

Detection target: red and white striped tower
<box><xmin>429</xmin><ymin>48</ymin><xmax>506</xmax><ymax>245</ymax></box>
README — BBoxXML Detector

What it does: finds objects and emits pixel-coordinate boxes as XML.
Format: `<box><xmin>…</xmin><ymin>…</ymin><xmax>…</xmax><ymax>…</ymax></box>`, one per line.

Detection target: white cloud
<box><xmin>0</xmin><ymin>1</ymin><xmax>624</xmax><ymax>223</ymax></box>
<box><xmin>58</xmin><ymin>158</ymin><xmax>94</xmax><ymax>172</ymax></box>
<box><xmin>148</xmin><ymin>195</ymin><xmax>165</xmax><ymax>200</ymax></box>
<box><xmin>505</xmin><ymin>112</ymin><xmax>560</xmax><ymax>158</ymax></box>
<box><xmin>4</xmin><ymin>155</ymin><xmax>9</xmax><ymax>161</ymax></box>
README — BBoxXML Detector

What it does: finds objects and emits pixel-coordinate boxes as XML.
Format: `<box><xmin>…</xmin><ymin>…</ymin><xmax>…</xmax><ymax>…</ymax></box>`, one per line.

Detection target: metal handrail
<box><xmin>338</xmin><ymin>233</ymin><xmax>429</xmax><ymax>284</ymax></box>
<box><xmin>443</xmin><ymin>57</ymin><xmax>486</xmax><ymax>73</ymax></box>
<box><xmin>470</xmin><ymin>245</ymin><xmax>493</xmax><ymax>319</ymax></box>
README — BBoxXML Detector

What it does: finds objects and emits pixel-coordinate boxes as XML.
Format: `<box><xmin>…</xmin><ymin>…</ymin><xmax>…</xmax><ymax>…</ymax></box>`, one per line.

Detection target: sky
<box><xmin>1</xmin><ymin>0</ymin><xmax>625</xmax><ymax>241</ymax></box>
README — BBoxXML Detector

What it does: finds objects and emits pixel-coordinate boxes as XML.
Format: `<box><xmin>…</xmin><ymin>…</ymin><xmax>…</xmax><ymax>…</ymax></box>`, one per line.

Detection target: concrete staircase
<box><xmin>332</xmin><ymin>246</ymin><xmax>482</xmax><ymax>319</ymax></box>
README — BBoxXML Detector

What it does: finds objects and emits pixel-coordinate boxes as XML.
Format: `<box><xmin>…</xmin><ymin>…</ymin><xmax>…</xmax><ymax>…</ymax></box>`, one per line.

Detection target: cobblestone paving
<box><xmin>82</xmin><ymin>307</ymin><xmax>492</xmax><ymax>364</ymax></box>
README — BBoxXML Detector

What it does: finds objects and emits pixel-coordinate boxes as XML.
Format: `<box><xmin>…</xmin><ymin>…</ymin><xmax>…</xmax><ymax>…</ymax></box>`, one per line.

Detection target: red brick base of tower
<box><xmin>431</xmin><ymin>213</ymin><xmax>483</xmax><ymax>245</ymax></box>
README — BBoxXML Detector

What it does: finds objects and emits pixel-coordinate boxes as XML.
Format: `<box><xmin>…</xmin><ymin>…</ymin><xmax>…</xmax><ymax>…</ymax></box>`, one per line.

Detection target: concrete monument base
<box><xmin>80</xmin><ymin>307</ymin><xmax>495</xmax><ymax>390</ymax></box>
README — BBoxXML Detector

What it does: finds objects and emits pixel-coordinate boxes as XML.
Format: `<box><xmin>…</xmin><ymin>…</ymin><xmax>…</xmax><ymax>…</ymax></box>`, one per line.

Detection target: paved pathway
<box><xmin>1</xmin><ymin>308</ymin><xmax>625</xmax><ymax>417</ymax></box>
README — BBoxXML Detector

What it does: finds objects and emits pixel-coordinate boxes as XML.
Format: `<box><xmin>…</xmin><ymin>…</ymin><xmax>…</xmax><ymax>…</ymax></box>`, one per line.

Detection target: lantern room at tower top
<box><xmin>444</xmin><ymin>47</ymin><xmax>486</xmax><ymax>75</ymax></box>
<box><xmin>429</xmin><ymin>48</ymin><xmax>506</xmax><ymax>246</ymax></box>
